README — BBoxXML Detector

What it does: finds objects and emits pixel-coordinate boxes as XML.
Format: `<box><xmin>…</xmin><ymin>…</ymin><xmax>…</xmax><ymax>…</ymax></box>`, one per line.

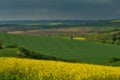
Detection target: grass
<box><xmin>0</xmin><ymin>32</ymin><xmax>120</xmax><ymax>65</ymax></box>
<box><xmin>0</xmin><ymin>57</ymin><xmax>120</xmax><ymax>80</ymax></box>
<box><xmin>0</xmin><ymin>48</ymin><xmax>18</xmax><ymax>57</ymax></box>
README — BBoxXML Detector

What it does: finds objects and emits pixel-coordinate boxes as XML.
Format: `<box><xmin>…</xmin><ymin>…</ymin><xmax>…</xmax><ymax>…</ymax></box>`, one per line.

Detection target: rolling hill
<box><xmin>0</xmin><ymin>33</ymin><xmax>120</xmax><ymax>65</ymax></box>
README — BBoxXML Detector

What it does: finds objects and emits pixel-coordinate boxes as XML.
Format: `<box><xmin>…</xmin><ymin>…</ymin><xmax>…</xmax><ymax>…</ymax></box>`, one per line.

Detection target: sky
<box><xmin>0</xmin><ymin>0</ymin><xmax>120</xmax><ymax>20</ymax></box>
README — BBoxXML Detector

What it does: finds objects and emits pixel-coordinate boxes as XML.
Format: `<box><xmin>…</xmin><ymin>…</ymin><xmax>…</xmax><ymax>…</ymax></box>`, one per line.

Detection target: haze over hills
<box><xmin>0</xmin><ymin>19</ymin><xmax>119</xmax><ymax>32</ymax></box>
<box><xmin>0</xmin><ymin>19</ymin><xmax>120</xmax><ymax>25</ymax></box>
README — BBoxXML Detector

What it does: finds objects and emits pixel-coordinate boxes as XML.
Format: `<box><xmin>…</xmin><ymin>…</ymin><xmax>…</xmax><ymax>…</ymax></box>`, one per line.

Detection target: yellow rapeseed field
<box><xmin>73</xmin><ymin>37</ymin><xmax>86</xmax><ymax>40</ymax></box>
<box><xmin>0</xmin><ymin>57</ymin><xmax>120</xmax><ymax>80</ymax></box>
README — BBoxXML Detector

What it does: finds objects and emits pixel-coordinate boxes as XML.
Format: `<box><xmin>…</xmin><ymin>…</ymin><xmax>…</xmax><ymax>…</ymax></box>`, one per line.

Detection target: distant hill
<box><xmin>0</xmin><ymin>19</ymin><xmax>119</xmax><ymax>26</ymax></box>
<box><xmin>0</xmin><ymin>19</ymin><xmax>120</xmax><ymax>32</ymax></box>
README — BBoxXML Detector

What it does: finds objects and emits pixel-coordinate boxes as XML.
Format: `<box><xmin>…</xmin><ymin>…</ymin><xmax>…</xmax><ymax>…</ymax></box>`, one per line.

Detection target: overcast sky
<box><xmin>0</xmin><ymin>0</ymin><xmax>120</xmax><ymax>20</ymax></box>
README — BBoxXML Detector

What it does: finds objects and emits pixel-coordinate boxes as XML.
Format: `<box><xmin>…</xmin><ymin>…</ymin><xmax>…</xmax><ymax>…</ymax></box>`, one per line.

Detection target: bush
<box><xmin>17</xmin><ymin>47</ymin><xmax>82</xmax><ymax>63</ymax></box>
<box><xmin>6</xmin><ymin>44</ymin><xmax>18</xmax><ymax>48</ymax></box>
<box><xmin>0</xmin><ymin>41</ymin><xmax>3</xmax><ymax>49</ymax></box>
<box><xmin>109</xmin><ymin>57</ymin><xmax>120</xmax><ymax>63</ymax></box>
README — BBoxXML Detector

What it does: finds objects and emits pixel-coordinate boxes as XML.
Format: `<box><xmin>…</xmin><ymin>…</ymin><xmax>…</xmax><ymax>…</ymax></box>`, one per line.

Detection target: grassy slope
<box><xmin>0</xmin><ymin>57</ymin><xmax>120</xmax><ymax>80</ymax></box>
<box><xmin>0</xmin><ymin>48</ymin><xmax>18</xmax><ymax>57</ymax></box>
<box><xmin>0</xmin><ymin>33</ymin><xmax>120</xmax><ymax>65</ymax></box>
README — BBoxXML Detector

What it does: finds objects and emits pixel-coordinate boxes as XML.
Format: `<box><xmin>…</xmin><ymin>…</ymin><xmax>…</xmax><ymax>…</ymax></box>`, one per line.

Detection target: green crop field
<box><xmin>0</xmin><ymin>48</ymin><xmax>18</xmax><ymax>57</ymax></box>
<box><xmin>0</xmin><ymin>32</ymin><xmax>120</xmax><ymax>65</ymax></box>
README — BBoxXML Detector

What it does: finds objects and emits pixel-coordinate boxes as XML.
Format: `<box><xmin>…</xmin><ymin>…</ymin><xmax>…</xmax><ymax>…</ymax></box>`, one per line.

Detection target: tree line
<box><xmin>87</xmin><ymin>31</ymin><xmax>120</xmax><ymax>45</ymax></box>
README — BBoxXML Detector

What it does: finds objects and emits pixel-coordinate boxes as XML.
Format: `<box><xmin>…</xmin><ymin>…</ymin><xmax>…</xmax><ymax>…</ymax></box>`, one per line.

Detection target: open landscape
<box><xmin>0</xmin><ymin>20</ymin><xmax>120</xmax><ymax>79</ymax></box>
<box><xmin>0</xmin><ymin>0</ymin><xmax>120</xmax><ymax>80</ymax></box>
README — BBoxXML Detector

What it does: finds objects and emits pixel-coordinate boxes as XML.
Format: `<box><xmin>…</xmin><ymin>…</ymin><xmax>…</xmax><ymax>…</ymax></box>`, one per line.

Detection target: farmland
<box><xmin>0</xmin><ymin>20</ymin><xmax>120</xmax><ymax>80</ymax></box>
<box><xmin>0</xmin><ymin>57</ymin><xmax>120</xmax><ymax>80</ymax></box>
<box><xmin>0</xmin><ymin>48</ymin><xmax>18</xmax><ymax>57</ymax></box>
<box><xmin>0</xmin><ymin>0</ymin><xmax>120</xmax><ymax>79</ymax></box>
<box><xmin>0</xmin><ymin>32</ymin><xmax>120</xmax><ymax>65</ymax></box>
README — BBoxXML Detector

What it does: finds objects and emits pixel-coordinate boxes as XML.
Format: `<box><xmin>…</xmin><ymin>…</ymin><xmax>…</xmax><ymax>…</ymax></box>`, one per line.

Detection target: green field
<box><xmin>0</xmin><ymin>32</ymin><xmax>120</xmax><ymax>65</ymax></box>
<box><xmin>0</xmin><ymin>48</ymin><xmax>18</xmax><ymax>57</ymax></box>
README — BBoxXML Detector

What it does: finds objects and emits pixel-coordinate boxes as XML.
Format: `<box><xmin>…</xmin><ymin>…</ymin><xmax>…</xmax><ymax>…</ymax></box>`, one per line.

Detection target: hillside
<box><xmin>0</xmin><ymin>57</ymin><xmax>120</xmax><ymax>80</ymax></box>
<box><xmin>0</xmin><ymin>33</ymin><xmax>120</xmax><ymax>65</ymax></box>
<box><xmin>0</xmin><ymin>48</ymin><xmax>18</xmax><ymax>57</ymax></box>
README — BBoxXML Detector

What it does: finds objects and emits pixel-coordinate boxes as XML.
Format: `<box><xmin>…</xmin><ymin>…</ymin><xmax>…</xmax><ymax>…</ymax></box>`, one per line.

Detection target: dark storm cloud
<box><xmin>0</xmin><ymin>0</ymin><xmax>119</xmax><ymax>20</ymax></box>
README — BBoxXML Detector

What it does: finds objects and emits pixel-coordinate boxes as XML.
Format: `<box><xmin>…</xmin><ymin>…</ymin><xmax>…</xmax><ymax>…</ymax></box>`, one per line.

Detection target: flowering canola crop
<box><xmin>0</xmin><ymin>57</ymin><xmax>120</xmax><ymax>80</ymax></box>
<box><xmin>73</xmin><ymin>37</ymin><xmax>86</xmax><ymax>40</ymax></box>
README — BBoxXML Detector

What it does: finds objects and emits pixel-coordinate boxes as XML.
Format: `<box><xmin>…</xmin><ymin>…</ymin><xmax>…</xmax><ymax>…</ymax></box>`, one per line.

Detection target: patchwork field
<box><xmin>0</xmin><ymin>20</ymin><xmax>120</xmax><ymax>80</ymax></box>
<box><xmin>0</xmin><ymin>57</ymin><xmax>120</xmax><ymax>80</ymax></box>
<box><xmin>0</xmin><ymin>33</ymin><xmax>120</xmax><ymax>65</ymax></box>
<box><xmin>8</xmin><ymin>27</ymin><xmax>101</xmax><ymax>35</ymax></box>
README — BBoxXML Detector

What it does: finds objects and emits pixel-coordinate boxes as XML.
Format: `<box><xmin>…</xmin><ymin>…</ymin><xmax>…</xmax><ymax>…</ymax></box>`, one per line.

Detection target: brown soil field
<box><xmin>8</xmin><ymin>27</ymin><xmax>101</xmax><ymax>35</ymax></box>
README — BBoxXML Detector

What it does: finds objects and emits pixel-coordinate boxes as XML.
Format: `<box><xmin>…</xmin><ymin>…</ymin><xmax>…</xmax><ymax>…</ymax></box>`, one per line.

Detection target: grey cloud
<box><xmin>76</xmin><ymin>0</ymin><xmax>113</xmax><ymax>3</ymax></box>
<box><xmin>0</xmin><ymin>0</ymin><xmax>119</xmax><ymax>20</ymax></box>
